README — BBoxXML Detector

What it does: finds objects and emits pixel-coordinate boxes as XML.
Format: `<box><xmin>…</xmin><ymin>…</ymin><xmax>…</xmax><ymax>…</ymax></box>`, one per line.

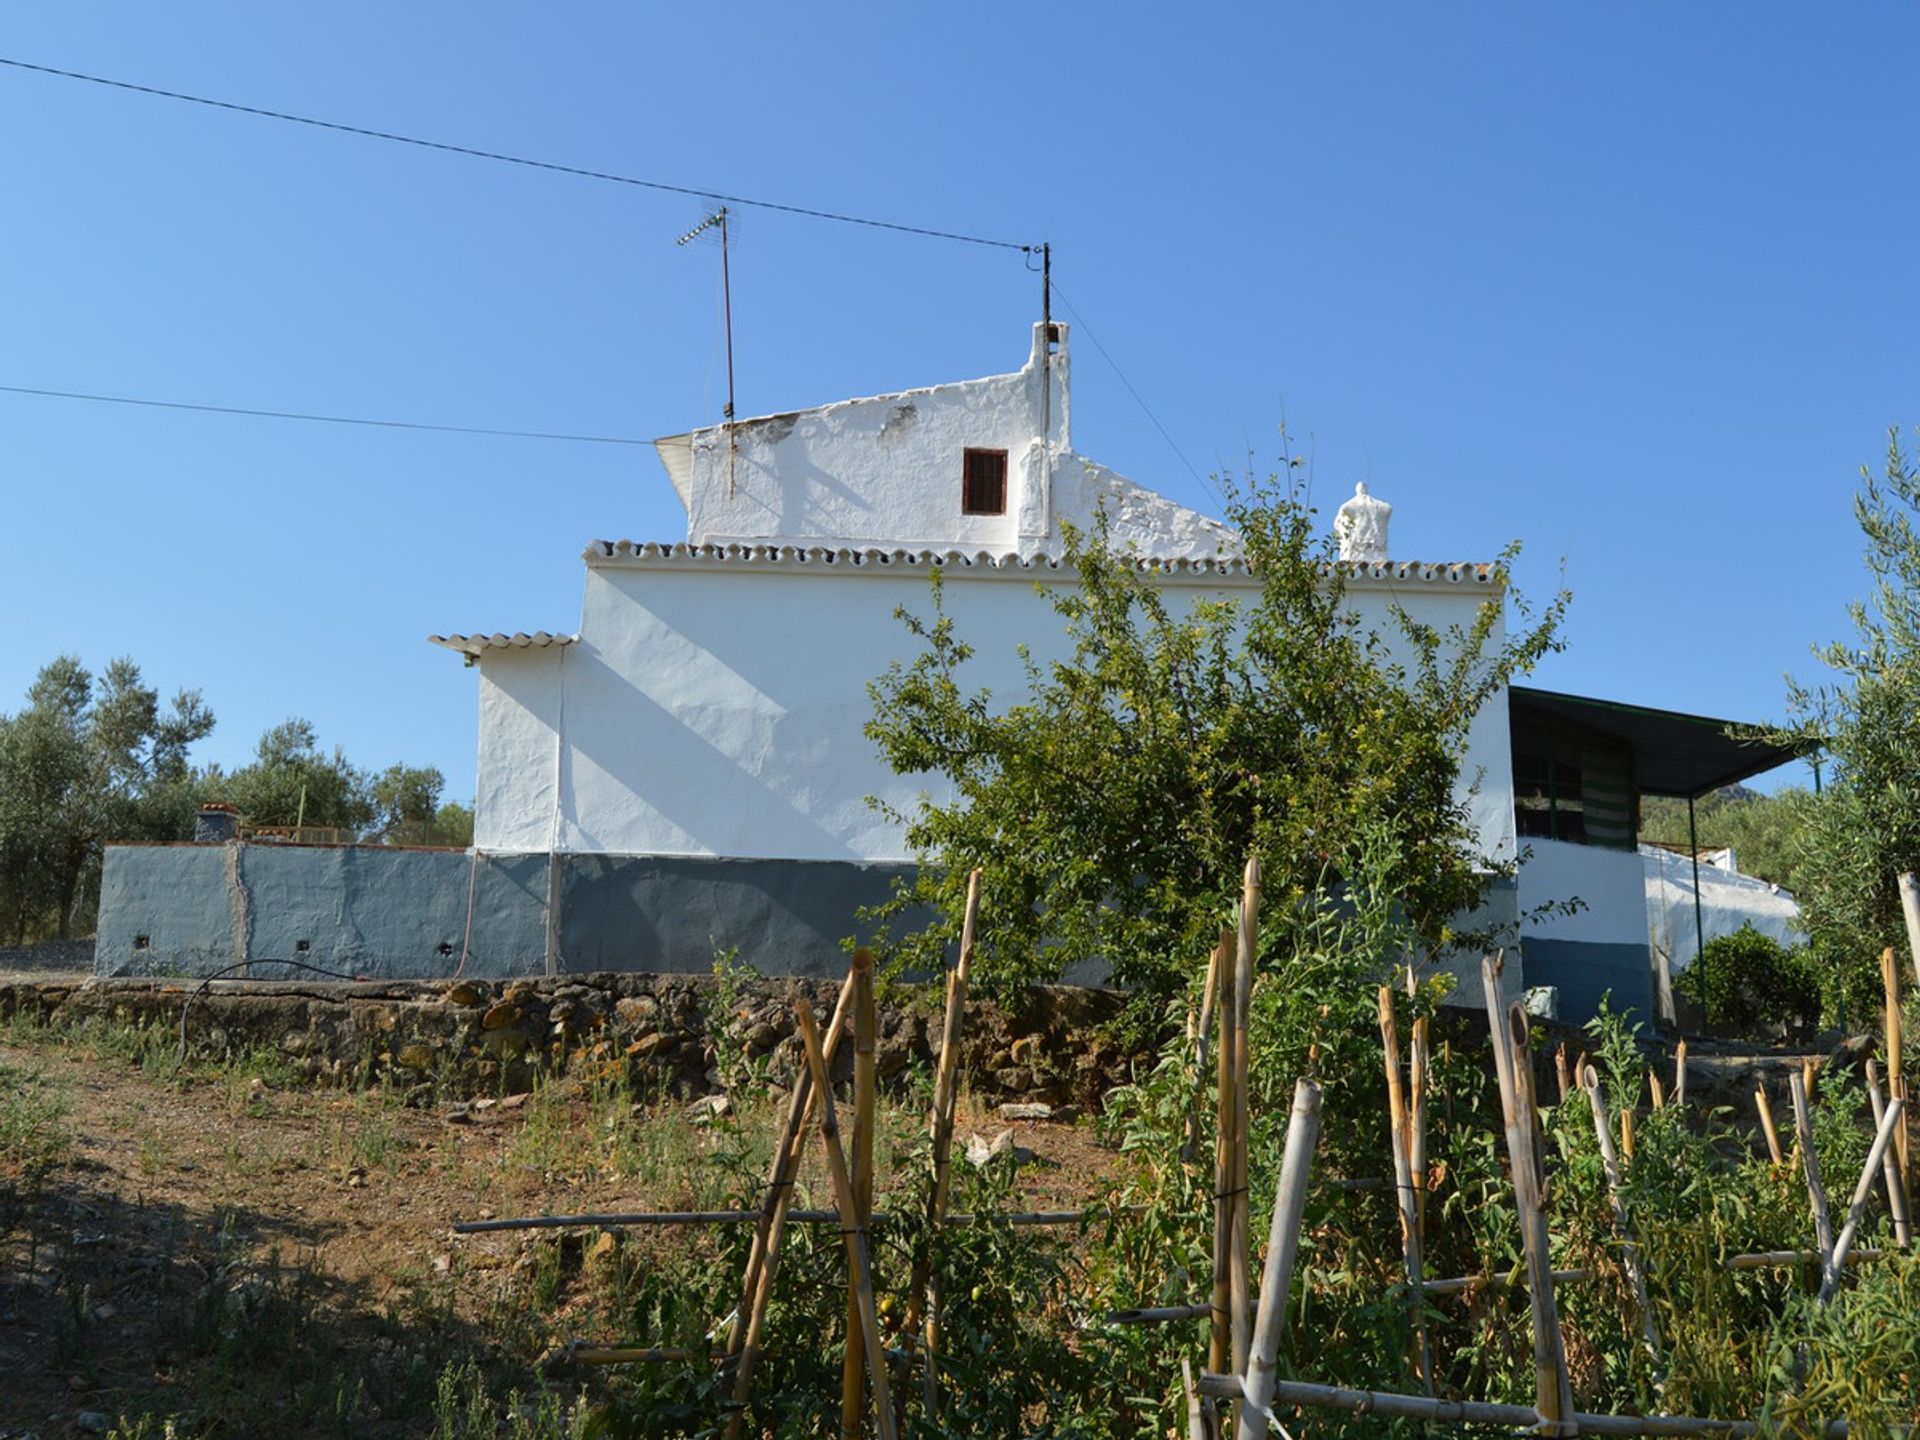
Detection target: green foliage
<box><xmin>1674</xmin><ymin>923</ymin><xmax>1821</xmax><ymax>1037</ymax></box>
<box><xmin>0</xmin><ymin>654</ymin><xmax>214</xmax><ymax>941</ymax></box>
<box><xmin>203</xmin><ymin>716</ymin><xmax>375</xmax><ymax>832</ymax></box>
<box><xmin>1779</xmin><ymin>427</ymin><xmax>1920</xmax><ymax>1018</ymax></box>
<box><xmin>863</xmin><ymin>469</ymin><xmax>1566</xmax><ymax>993</ymax></box>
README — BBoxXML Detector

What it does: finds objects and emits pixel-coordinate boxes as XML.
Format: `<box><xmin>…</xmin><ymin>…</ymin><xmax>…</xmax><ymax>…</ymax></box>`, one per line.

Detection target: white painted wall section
<box><xmin>472</xmin><ymin>552</ymin><xmax>1517</xmax><ymax>870</ymax></box>
<box><xmin>659</xmin><ymin>324</ymin><xmax>1233</xmax><ymax>562</ymax></box>
<box><xmin>474</xmin><ymin>649</ymin><xmax>568</xmax><ymax>853</ymax></box>
<box><xmin>1519</xmin><ymin>838</ymin><xmax>1649</xmax><ymax>946</ymax></box>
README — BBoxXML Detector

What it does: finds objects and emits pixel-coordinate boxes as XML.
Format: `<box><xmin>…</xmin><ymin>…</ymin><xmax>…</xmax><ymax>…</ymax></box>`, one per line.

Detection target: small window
<box><xmin>962</xmin><ymin>448</ymin><xmax>1008</xmax><ymax>515</ymax></box>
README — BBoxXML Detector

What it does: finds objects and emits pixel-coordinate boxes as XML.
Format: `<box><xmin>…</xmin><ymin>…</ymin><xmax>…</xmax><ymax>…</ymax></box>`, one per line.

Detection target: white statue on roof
<box><xmin>1335</xmin><ymin>481</ymin><xmax>1392</xmax><ymax>563</ymax></box>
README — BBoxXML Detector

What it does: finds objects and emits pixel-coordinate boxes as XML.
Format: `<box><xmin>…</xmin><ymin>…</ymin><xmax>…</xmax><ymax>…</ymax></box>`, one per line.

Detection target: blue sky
<box><xmin>4</xmin><ymin>4</ymin><xmax>1916</xmax><ymax>800</ymax></box>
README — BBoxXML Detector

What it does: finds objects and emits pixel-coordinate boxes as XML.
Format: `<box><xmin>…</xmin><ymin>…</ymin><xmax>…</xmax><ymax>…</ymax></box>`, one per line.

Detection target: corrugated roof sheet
<box><xmin>583</xmin><ymin>540</ymin><xmax>1498</xmax><ymax>585</ymax></box>
<box><xmin>428</xmin><ymin>631</ymin><xmax>577</xmax><ymax>659</ymax></box>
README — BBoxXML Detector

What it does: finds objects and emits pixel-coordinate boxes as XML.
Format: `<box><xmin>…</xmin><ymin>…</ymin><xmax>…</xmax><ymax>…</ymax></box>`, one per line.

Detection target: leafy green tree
<box><xmin>1780</xmin><ymin>427</ymin><xmax>1920</xmax><ymax>1017</ymax></box>
<box><xmin>425</xmin><ymin>799</ymin><xmax>475</xmax><ymax>848</ymax></box>
<box><xmin>863</xmin><ymin>472</ymin><xmax>1567</xmax><ymax>994</ymax></box>
<box><xmin>205</xmin><ymin>718</ymin><xmax>373</xmax><ymax>833</ymax></box>
<box><xmin>0</xmin><ymin>655</ymin><xmax>214</xmax><ymax>941</ymax></box>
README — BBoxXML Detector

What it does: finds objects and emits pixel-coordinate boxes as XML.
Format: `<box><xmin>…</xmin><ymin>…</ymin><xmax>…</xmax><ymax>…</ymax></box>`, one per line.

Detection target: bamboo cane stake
<box><xmin>1210</xmin><ymin>921</ymin><xmax>1238</xmax><ymax>1377</ymax></box>
<box><xmin>722</xmin><ymin>971</ymin><xmax>862</xmax><ymax>1440</ymax></box>
<box><xmin>1230</xmin><ymin>857</ymin><xmax>1260</xmax><ymax>1382</ymax></box>
<box><xmin>1818</xmin><ymin>1098</ymin><xmax>1904</xmax><ymax>1304</ymax></box>
<box><xmin>841</xmin><ymin>952</ymin><xmax>877</xmax><ymax>1439</ymax></box>
<box><xmin>729</xmin><ymin>967</ymin><xmax>859</xmax><ymax>1356</ymax></box>
<box><xmin>1673</xmin><ymin>1040</ymin><xmax>1688</xmax><ymax>1109</ymax></box>
<box><xmin>1104</xmin><ymin>1302</ymin><xmax>1214</xmax><ymax>1326</ymax></box>
<box><xmin>1555</xmin><ymin>1044</ymin><xmax>1571</xmax><ymax>1104</ymax></box>
<box><xmin>907</xmin><ymin>868</ymin><xmax>981</xmax><ymax>1415</ymax></box>
<box><xmin>1197</xmin><ymin>1371</ymin><xmax>1851</xmax><ymax>1438</ymax></box>
<box><xmin>1424</xmin><ymin>1249</ymin><xmax>1889</xmax><ymax>1295</ymax></box>
<box><xmin>1882</xmin><ymin>945</ymin><xmax>1909</xmax><ymax>1186</ymax></box>
<box><xmin>1802</xmin><ymin>1057</ymin><xmax>1819</xmax><ymax>1103</ymax></box>
<box><xmin>1423</xmin><ymin>1267</ymin><xmax>1592</xmax><ymax>1296</ymax></box>
<box><xmin>1753</xmin><ymin>1087</ymin><xmax>1784</xmax><ymax>1166</ymax></box>
<box><xmin>1897</xmin><ymin>872</ymin><xmax>1920</xmax><ymax>990</ymax></box>
<box><xmin>1622</xmin><ymin>1105</ymin><xmax>1635</xmax><ymax>1160</ymax></box>
<box><xmin>1581</xmin><ymin>1063</ymin><xmax>1664</xmax><ymax>1380</ymax></box>
<box><xmin>795</xmin><ymin>999</ymin><xmax>897</xmax><ymax>1440</ymax></box>
<box><xmin>1724</xmin><ymin>1247</ymin><xmax>1884</xmax><ymax>1272</ymax></box>
<box><xmin>1183</xmin><ymin>1358</ymin><xmax>1210</xmax><ymax>1440</ymax></box>
<box><xmin>1503</xmin><ymin>1002</ymin><xmax>1578</xmax><ymax>1436</ymax></box>
<box><xmin>1789</xmin><ymin>1069</ymin><xmax>1835</xmax><ymax>1262</ymax></box>
<box><xmin>1378</xmin><ymin>986</ymin><xmax>1432</xmax><ymax>1391</ymax></box>
<box><xmin>1410</xmin><ymin>1015</ymin><xmax>1431</xmax><ymax>1241</ymax></box>
<box><xmin>1183</xmin><ymin>938</ymin><xmax>1224</xmax><ymax>1166</ymax></box>
<box><xmin>1649</xmin><ymin>1069</ymin><xmax>1667</xmax><ymax>1111</ymax></box>
<box><xmin>456</xmin><ymin>1206</ymin><xmax>1107</xmax><ymax>1235</ymax></box>
<box><xmin>1481</xmin><ymin>952</ymin><xmax>1517</xmax><ymax>1124</ymax></box>
<box><xmin>1236</xmin><ymin>1078</ymin><xmax>1322</xmax><ymax>1440</ymax></box>
<box><xmin>1864</xmin><ymin>1060</ymin><xmax>1912</xmax><ymax>1247</ymax></box>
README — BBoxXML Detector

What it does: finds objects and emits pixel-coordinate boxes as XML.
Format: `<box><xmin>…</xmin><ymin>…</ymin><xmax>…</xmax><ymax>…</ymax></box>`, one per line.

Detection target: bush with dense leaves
<box><xmin>1675</xmin><ymin>923</ymin><xmax>1820</xmax><ymax>1037</ymax></box>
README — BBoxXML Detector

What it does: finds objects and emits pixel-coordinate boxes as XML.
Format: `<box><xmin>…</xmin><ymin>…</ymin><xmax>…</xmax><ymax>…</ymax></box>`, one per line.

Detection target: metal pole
<box><xmin>1688</xmin><ymin>794</ymin><xmax>1706</xmax><ymax>1002</ymax></box>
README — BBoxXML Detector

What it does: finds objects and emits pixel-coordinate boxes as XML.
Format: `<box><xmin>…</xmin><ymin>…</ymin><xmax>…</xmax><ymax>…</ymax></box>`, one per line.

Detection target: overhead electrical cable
<box><xmin>0</xmin><ymin>382</ymin><xmax>651</xmax><ymax>445</ymax></box>
<box><xmin>0</xmin><ymin>56</ymin><xmax>1035</xmax><ymax>253</ymax></box>
<box><xmin>1046</xmin><ymin>280</ymin><xmax>1225</xmax><ymax>509</ymax></box>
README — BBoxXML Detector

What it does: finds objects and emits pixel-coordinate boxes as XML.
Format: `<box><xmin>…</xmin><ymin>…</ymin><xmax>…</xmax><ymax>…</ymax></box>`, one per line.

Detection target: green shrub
<box><xmin>1675</xmin><ymin>923</ymin><xmax>1820</xmax><ymax>1036</ymax></box>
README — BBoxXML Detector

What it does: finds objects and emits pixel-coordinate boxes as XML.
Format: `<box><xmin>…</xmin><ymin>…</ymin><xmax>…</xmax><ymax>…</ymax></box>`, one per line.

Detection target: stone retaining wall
<box><xmin>0</xmin><ymin>971</ymin><xmax>1136</xmax><ymax>1108</ymax></box>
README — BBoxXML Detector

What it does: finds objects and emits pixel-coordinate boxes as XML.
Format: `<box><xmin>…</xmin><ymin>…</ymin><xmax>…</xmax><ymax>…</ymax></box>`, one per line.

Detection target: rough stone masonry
<box><xmin>0</xmin><ymin>971</ymin><xmax>1136</xmax><ymax>1108</ymax></box>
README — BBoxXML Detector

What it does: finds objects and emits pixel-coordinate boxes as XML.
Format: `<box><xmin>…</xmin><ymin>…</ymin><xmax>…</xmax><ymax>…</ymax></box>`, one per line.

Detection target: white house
<box><xmin>93</xmin><ymin>320</ymin><xmax>1806</xmax><ymax>1012</ymax></box>
<box><xmin>430</xmin><ymin>323</ymin><xmax>1523</xmax><ymax>984</ymax></box>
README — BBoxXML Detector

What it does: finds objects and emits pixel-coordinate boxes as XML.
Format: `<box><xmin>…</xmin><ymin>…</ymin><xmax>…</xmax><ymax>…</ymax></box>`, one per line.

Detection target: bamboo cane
<box><xmin>1183</xmin><ymin>939</ymin><xmax>1224</xmax><ymax>1167</ymax></box>
<box><xmin>1581</xmin><ymin>1063</ymin><xmax>1664</xmax><ymax>1380</ymax></box>
<box><xmin>1673</xmin><ymin>1040</ymin><xmax>1688</xmax><ymax>1109</ymax></box>
<box><xmin>1210</xmin><ymin>922</ymin><xmax>1238</xmax><ymax>1377</ymax></box>
<box><xmin>1789</xmin><ymin>1069</ymin><xmax>1835</xmax><ymax>1262</ymax></box>
<box><xmin>795</xmin><ymin>1000</ymin><xmax>897</xmax><ymax>1440</ymax></box>
<box><xmin>1422</xmin><ymin>1267</ymin><xmax>1592</xmax><ymax>1297</ymax></box>
<box><xmin>1184</xmin><ymin>1358</ymin><xmax>1210</xmax><ymax>1440</ymax></box>
<box><xmin>1378</xmin><ymin>986</ymin><xmax>1431</xmax><ymax>1391</ymax></box>
<box><xmin>1864</xmin><ymin>1060</ymin><xmax>1912</xmax><ymax>1247</ymax></box>
<box><xmin>1897</xmin><ymin>872</ymin><xmax>1920</xmax><ymax>990</ymax></box>
<box><xmin>1197</xmin><ymin>1372</ymin><xmax>1852</xmax><ymax>1438</ymax></box>
<box><xmin>1818</xmin><ymin>1098</ymin><xmax>1904</xmax><ymax>1304</ymax></box>
<box><xmin>1105</xmin><ymin>1302</ymin><xmax>1214</xmax><ymax>1326</ymax></box>
<box><xmin>1622</xmin><ymin>1105</ymin><xmax>1635</xmax><ymax>1160</ymax></box>
<box><xmin>1504</xmin><ymin>1002</ymin><xmax>1578</xmax><ymax>1436</ymax></box>
<box><xmin>841</xmin><ymin>951</ymin><xmax>877</xmax><ymax>1439</ymax></box>
<box><xmin>1230</xmin><ymin>857</ymin><xmax>1260</xmax><ymax>1381</ymax></box>
<box><xmin>1410</xmin><ymin>1015</ymin><xmax>1431</xmax><ymax>1241</ymax></box>
<box><xmin>1236</xmin><ymin>1079</ymin><xmax>1323</xmax><ymax>1440</ymax></box>
<box><xmin>1803</xmin><ymin>1057</ymin><xmax>1819</xmax><ymax>1103</ymax></box>
<box><xmin>1753</xmin><ymin>1087</ymin><xmax>1784</xmax><ymax>1165</ymax></box>
<box><xmin>908</xmin><ymin>867</ymin><xmax>981</xmax><ymax>1413</ymax></box>
<box><xmin>730</xmin><ymin>968</ymin><xmax>858</xmax><ymax>1356</ymax></box>
<box><xmin>1650</xmin><ymin>1069</ymin><xmax>1667</xmax><ymax>1111</ymax></box>
<box><xmin>1481</xmin><ymin>952</ymin><xmax>1517</xmax><ymax>1124</ymax></box>
<box><xmin>1554</xmin><ymin>1044</ymin><xmax>1571</xmax><ymax>1104</ymax></box>
<box><xmin>723</xmin><ymin>968</ymin><xmax>860</xmax><ymax>1440</ymax></box>
<box><xmin>1882</xmin><ymin>945</ymin><xmax>1908</xmax><ymax>1185</ymax></box>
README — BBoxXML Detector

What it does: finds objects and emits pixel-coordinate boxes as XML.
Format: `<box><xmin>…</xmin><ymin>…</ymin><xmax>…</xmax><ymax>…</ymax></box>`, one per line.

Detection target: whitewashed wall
<box><xmin>659</xmin><ymin>324</ymin><xmax>1233</xmax><ymax>561</ymax></box>
<box><xmin>472</xmin><ymin>553</ymin><xmax>1516</xmax><ymax>868</ymax></box>
<box><xmin>1520</xmin><ymin>839</ymin><xmax>1649</xmax><ymax>947</ymax></box>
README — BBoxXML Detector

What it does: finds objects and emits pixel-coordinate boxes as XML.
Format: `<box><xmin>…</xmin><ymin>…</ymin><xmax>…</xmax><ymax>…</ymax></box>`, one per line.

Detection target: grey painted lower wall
<box><xmin>1519</xmin><ymin>937</ymin><xmax>1654</xmax><ymax>1027</ymax></box>
<box><xmin>95</xmin><ymin>844</ymin><xmax>916</xmax><ymax>980</ymax></box>
<box><xmin>98</xmin><ymin>845</ymin><xmax>550</xmax><ymax>979</ymax></box>
<box><xmin>98</xmin><ymin>845</ymin><xmax>1637</xmax><ymax>1014</ymax></box>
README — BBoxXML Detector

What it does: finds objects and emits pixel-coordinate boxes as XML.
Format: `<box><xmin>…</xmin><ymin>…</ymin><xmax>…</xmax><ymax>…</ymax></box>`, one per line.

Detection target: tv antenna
<box><xmin>678</xmin><ymin>205</ymin><xmax>738</xmax><ymax>493</ymax></box>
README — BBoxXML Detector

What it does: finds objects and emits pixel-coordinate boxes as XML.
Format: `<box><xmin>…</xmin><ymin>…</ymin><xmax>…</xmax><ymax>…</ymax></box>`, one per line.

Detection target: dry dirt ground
<box><xmin>0</xmin><ymin>1011</ymin><xmax>1121</xmax><ymax>1438</ymax></box>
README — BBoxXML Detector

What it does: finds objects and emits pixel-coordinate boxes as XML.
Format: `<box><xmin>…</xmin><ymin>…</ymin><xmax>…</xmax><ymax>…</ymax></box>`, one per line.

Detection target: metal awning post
<box><xmin>1688</xmin><ymin>795</ymin><xmax>1706</xmax><ymax>1017</ymax></box>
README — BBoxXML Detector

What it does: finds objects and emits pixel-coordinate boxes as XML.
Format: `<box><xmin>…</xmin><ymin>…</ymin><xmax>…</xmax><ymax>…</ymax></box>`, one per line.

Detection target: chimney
<box><xmin>195</xmin><ymin>802</ymin><xmax>239</xmax><ymax>844</ymax></box>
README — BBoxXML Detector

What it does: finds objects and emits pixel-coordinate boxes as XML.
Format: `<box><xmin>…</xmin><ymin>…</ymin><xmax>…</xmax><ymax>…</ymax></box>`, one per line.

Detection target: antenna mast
<box><xmin>679</xmin><ymin>205</ymin><xmax>738</xmax><ymax>494</ymax></box>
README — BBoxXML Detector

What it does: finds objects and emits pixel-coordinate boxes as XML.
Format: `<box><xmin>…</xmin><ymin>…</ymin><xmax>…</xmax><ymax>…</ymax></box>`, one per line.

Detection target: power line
<box><xmin>1046</xmin><ymin>280</ymin><xmax>1225</xmax><ymax>509</ymax></box>
<box><xmin>0</xmin><ymin>56</ymin><xmax>1035</xmax><ymax>253</ymax></box>
<box><xmin>0</xmin><ymin>382</ymin><xmax>652</xmax><ymax>445</ymax></box>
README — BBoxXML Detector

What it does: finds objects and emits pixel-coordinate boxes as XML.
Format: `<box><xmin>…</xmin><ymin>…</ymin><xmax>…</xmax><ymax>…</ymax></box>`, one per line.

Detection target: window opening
<box><xmin>962</xmin><ymin>448</ymin><xmax>1008</xmax><ymax>515</ymax></box>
